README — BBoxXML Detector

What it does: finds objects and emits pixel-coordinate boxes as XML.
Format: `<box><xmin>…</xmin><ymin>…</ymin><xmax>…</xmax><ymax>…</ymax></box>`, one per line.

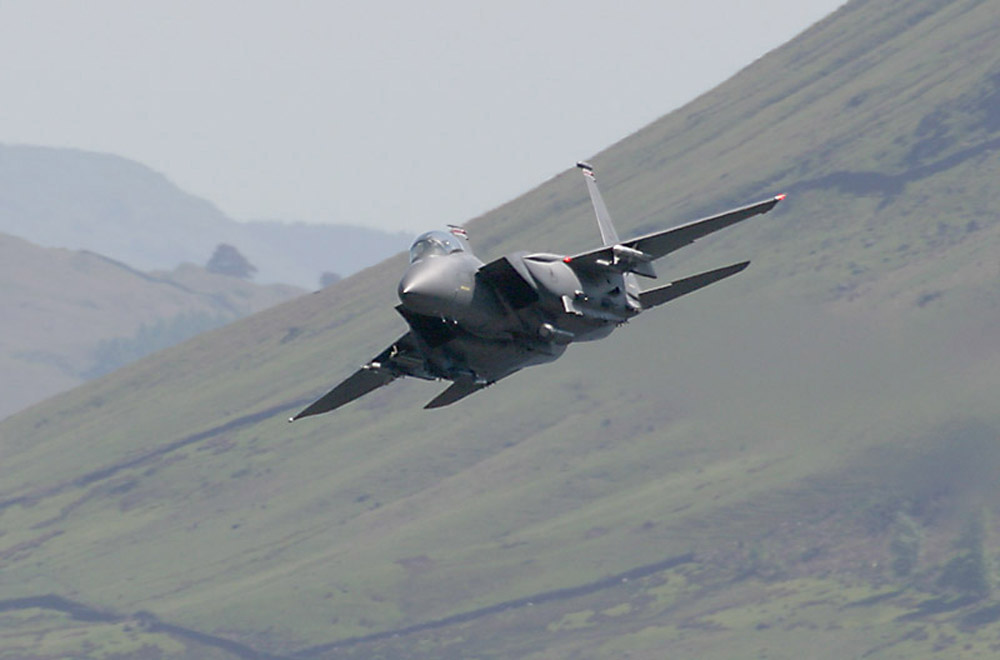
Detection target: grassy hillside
<box><xmin>0</xmin><ymin>233</ymin><xmax>302</xmax><ymax>419</ymax></box>
<box><xmin>2</xmin><ymin>0</ymin><xmax>1000</xmax><ymax>657</ymax></box>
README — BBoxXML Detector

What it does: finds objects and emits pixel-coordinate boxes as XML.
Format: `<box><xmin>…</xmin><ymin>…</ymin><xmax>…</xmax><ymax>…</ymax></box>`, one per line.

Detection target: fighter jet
<box><xmin>290</xmin><ymin>163</ymin><xmax>784</xmax><ymax>420</ymax></box>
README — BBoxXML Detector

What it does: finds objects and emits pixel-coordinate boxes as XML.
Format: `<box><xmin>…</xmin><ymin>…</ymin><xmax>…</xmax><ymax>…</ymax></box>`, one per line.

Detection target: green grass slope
<box><xmin>3</xmin><ymin>0</ymin><xmax>1000</xmax><ymax>657</ymax></box>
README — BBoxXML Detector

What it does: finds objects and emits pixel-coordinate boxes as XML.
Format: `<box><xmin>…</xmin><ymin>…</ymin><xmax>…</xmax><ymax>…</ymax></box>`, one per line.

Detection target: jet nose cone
<box><xmin>397</xmin><ymin>270</ymin><xmax>426</xmax><ymax>300</ymax></box>
<box><xmin>398</xmin><ymin>263</ymin><xmax>450</xmax><ymax>314</ymax></box>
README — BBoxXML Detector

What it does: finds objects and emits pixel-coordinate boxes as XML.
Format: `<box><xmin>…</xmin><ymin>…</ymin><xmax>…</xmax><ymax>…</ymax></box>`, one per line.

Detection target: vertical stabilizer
<box><xmin>576</xmin><ymin>162</ymin><xmax>620</xmax><ymax>246</ymax></box>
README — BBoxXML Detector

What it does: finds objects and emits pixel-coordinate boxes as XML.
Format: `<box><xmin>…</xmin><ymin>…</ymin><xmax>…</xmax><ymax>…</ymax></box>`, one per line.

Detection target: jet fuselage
<box><xmin>289</xmin><ymin>163</ymin><xmax>785</xmax><ymax>419</ymax></box>
<box><xmin>395</xmin><ymin>229</ymin><xmax>645</xmax><ymax>384</ymax></box>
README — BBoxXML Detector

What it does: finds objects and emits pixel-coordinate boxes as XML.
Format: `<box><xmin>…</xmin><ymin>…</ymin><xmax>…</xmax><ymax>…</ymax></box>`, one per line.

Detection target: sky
<box><xmin>0</xmin><ymin>1</ymin><xmax>845</xmax><ymax>233</ymax></box>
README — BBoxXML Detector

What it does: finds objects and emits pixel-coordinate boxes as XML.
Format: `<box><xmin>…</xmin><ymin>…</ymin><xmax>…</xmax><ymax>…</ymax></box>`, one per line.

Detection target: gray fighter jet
<box><xmin>290</xmin><ymin>163</ymin><xmax>784</xmax><ymax>420</ymax></box>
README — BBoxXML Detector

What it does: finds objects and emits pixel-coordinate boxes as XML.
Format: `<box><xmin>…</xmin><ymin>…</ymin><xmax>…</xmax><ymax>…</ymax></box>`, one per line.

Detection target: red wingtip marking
<box><xmin>775</xmin><ymin>193</ymin><xmax>787</xmax><ymax>201</ymax></box>
<box><xmin>563</xmin><ymin>256</ymin><xmax>573</xmax><ymax>263</ymax></box>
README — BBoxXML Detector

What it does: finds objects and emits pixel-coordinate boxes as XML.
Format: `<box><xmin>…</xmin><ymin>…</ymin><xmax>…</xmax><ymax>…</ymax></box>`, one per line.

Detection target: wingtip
<box><xmin>576</xmin><ymin>161</ymin><xmax>593</xmax><ymax>171</ymax></box>
<box><xmin>775</xmin><ymin>193</ymin><xmax>787</xmax><ymax>202</ymax></box>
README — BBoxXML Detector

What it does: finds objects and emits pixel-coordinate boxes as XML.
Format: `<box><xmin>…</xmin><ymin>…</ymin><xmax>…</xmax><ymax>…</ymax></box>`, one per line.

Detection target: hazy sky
<box><xmin>1</xmin><ymin>1</ymin><xmax>844</xmax><ymax>233</ymax></box>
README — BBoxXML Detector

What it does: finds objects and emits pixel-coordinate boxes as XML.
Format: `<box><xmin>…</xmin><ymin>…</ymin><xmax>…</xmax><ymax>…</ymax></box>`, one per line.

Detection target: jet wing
<box><xmin>289</xmin><ymin>333</ymin><xmax>424</xmax><ymax>421</ymax></box>
<box><xmin>564</xmin><ymin>194</ymin><xmax>784</xmax><ymax>275</ymax></box>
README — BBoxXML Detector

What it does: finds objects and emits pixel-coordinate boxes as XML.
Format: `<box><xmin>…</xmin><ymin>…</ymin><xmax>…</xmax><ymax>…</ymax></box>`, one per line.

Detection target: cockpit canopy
<box><xmin>408</xmin><ymin>230</ymin><xmax>466</xmax><ymax>263</ymax></box>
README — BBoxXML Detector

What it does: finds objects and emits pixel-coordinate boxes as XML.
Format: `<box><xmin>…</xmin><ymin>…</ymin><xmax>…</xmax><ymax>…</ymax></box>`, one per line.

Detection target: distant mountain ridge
<box><xmin>0</xmin><ymin>231</ymin><xmax>303</xmax><ymax>419</ymax></box>
<box><xmin>0</xmin><ymin>143</ymin><xmax>411</xmax><ymax>288</ymax></box>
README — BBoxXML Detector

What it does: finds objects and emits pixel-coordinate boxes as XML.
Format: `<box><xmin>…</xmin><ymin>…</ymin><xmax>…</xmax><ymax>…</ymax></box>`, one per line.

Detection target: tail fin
<box><xmin>577</xmin><ymin>162</ymin><xmax>620</xmax><ymax>246</ymax></box>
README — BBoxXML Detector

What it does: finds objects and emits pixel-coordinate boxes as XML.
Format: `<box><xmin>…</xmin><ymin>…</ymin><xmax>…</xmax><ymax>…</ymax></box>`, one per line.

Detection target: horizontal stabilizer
<box><xmin>424</xmin><ymin>377</ymin><xmax>488</xmax><ymax>409</ymax></box>
<box><xmin>638</xmin><ymin>261</ymin><xmax>750</xmax><ymax>310</ymax></box>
